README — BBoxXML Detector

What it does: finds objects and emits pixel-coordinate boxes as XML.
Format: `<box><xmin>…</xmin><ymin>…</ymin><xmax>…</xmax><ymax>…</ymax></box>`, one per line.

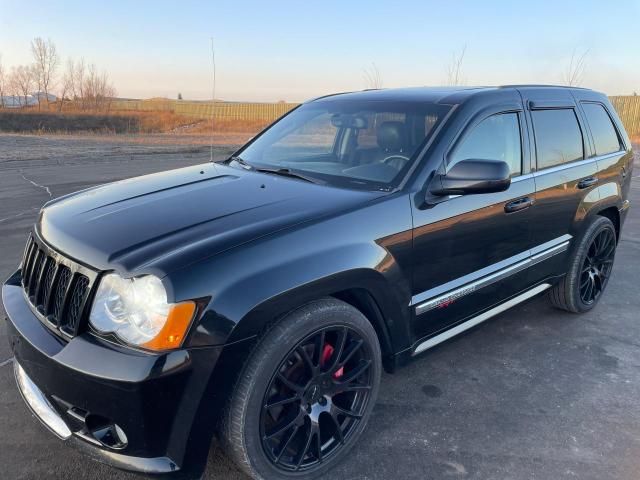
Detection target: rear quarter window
<box><xmin>532</xmin><ymin>109</ymin><xmax>584</xmax><ymax>169</ymax></box>
<box><xmin>582</xmin><ymin>103</ymin><xmax>623</xmax><ymax>155</ymax></box>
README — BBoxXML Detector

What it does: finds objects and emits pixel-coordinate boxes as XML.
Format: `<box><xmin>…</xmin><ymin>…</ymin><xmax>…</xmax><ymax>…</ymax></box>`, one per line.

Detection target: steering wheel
<box><xmin>382</xmin><ymin>155</ymin><xmax>410</xmax><ymax>169</ymax></box>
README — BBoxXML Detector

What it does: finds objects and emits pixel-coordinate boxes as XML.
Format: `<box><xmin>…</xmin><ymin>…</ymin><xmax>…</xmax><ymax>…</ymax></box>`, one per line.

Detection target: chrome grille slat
<box><xmin>22</xmin><ymin>236</ymin><xmax>34</xmax><ymax>272</ymax></box>
<box><xmin>24</xmin><ymin>244</ymin><xmax>40</xmax><ymax>292</ymax></box>
<box><xmin>28</xmin><ymin>250</ymin><xmax>45</xmax><ymax>297</ymax></box>
<box><xmin>19</xmin><ymin>234</ymin><xmax>97</xmax><ymax>340</ymax></box>
<box><xmin>22</xmin><ymin>238</ymin><xmax>36</xmax><ymax>287</ymax></box>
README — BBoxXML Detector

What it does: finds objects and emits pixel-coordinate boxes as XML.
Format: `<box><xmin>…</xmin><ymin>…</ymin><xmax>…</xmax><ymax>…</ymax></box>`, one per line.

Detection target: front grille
<box><xmin>21</xmin><ymin>234</ymin><xmax>97</xmax><ymax>338</ymax></box>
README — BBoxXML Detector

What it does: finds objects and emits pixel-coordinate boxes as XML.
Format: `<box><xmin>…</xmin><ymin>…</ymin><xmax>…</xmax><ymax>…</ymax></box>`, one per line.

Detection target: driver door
<box><xmin>410</xmin><ymin>105</ymin><xmax>537</xmax><ymax>340</ymax></box>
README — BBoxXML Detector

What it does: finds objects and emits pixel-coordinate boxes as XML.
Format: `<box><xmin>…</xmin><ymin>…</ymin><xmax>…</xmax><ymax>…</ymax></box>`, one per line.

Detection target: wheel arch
<box><xmin>331</xmin><ymin>288</ymin><xmax>396</xmax><ymax>372</ymax></box>
<box><xmin>596</xmin><ymin>205</ymin><xmax>620</xmax><ymax>242</ymax></box>
<box><xmin>575</xmin><ymin>191</ymin><xmax>621</xmax><ymax>246</ymax></box>
<box><xmin>223</xmin><ymin>270</ymin><xmax>411</xmax><ymax>373</ymax></box>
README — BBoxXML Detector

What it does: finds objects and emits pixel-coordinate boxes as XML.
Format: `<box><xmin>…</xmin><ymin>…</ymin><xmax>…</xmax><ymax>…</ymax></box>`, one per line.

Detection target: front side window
<box><xmin>582</xmin><ymin>103</ymin><xmax>622</xmax><ymax>155</ymax></box>
<box><xmin>449</xmin><ymin>112</ymin><xmax>522</xmax><ymax>176</ymax></box>
<box><xmin>235</xmin><ymin>100</ymin><xmax>452</xmax><ymax>190</ymax></box>
<box><xmin>532</xmin><ymin>109</ymin><xmax>584</xmax><ymax>169</ymax></box>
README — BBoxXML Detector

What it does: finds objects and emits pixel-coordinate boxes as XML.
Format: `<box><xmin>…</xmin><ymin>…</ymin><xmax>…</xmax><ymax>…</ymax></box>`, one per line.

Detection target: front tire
<box><xmin>220</xmin><ymin>298</ymin><xmax>382</xmax><ymax>479</ymax></box>
<box><xmin>549</xmin><ymin>216</ymin><xmax>617</xmax><ymax>313</ymax></box>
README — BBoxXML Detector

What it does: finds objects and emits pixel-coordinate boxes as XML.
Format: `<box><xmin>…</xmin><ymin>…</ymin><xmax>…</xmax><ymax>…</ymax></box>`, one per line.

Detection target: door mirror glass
<box><xmin>430</xmin><ymin>159</ymin><xmax>511</xmax><ymax>196</ymax></box>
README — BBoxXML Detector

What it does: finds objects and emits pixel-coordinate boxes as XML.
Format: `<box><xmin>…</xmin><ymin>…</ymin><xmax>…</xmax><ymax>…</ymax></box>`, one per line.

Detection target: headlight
<box><xmin>89</xmin><ymin>273</ymin><xmax>195</xmax><ymax>351</ymax></box>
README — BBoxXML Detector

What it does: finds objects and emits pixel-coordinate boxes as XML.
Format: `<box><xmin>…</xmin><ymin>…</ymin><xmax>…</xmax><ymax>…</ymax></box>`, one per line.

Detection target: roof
<box><xmin>310</xmin><ymin>85</ymin><xmax>598</xmax><ymax>105</ymax></box>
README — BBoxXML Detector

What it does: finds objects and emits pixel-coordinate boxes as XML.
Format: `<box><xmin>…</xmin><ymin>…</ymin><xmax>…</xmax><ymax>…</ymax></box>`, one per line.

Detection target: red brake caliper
<box><xmin>321</xmin><ymin>344</ymin><xmax>344</xmax><ymax>379</ymax></box>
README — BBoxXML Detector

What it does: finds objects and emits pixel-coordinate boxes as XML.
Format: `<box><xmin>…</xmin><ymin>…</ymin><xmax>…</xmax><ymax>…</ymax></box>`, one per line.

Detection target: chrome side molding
<box><xmin>413</xmin><ymin>283</ymin><xmax>551</xmax><ymax>355</ymax></box>
<box><xmin>414</xmin><ymin>235</ymin><xmax>570</xmax><ymax>315</ymax></box>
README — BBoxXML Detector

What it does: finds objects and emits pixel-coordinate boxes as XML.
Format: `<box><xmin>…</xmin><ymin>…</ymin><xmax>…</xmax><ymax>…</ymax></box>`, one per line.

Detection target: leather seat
<box><xmin>352</xmin><ymin>121</ymin><xmax>411</xmax><ymax>170</ymax></box>
<box><xmin>374</xmin><ymin>121</ymin><xmax>410</xmax><ymax>170</ymax></box>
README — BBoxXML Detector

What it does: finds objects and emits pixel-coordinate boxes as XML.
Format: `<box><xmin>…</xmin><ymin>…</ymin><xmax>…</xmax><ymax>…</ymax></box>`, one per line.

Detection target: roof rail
<box><xmin>499</xmin><ymin>84</ymin><xmax>590</xmax><ymax>90</ymax></box>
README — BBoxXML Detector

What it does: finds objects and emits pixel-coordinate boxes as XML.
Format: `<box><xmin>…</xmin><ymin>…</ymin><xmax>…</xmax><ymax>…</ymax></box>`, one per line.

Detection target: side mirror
<box><xmin>430</xmin><ymin>159</ymin><xmax>511</xmax><ymax>196</ymax></box>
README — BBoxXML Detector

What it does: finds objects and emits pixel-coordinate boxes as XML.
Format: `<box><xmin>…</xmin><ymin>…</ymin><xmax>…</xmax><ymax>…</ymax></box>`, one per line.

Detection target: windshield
<box><xmin>234</xmin><ymin>99</ymin><xmax>452</xmax><ymax>190</ymax></box>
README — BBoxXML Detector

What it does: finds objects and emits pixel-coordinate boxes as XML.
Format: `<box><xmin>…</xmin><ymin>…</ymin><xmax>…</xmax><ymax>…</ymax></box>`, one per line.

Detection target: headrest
<box><xmin>377</xmin><ymin>121</ymin><xmax>406</xmax><ymax>151</ymax></box>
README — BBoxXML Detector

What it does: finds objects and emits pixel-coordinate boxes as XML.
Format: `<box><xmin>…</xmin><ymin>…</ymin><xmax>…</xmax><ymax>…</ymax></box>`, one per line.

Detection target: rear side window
<box><xmin>450</xmin><ymin>112</ymin><xmax>522</xmax><ymax>176</ymax></box>
<box><xmin>532</xmin><ymin>109</ymin><xmax>583</xmax><ymax>169</ymax></box>
<box><xmin>582</xmin><ymin>103</ymin><xmax>622</xmax><ymax>155</ymax></box>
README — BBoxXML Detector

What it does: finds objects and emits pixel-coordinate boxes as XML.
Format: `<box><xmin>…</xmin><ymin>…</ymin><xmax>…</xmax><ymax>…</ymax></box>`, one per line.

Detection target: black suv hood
<box><xmin>38</xmin><ymin>163</ymin><xmax>382</xmax><ymax>276</ymax></box>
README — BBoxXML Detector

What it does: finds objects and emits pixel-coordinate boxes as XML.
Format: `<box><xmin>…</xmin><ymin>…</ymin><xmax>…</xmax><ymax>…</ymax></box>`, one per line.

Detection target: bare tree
<box><xmin>58</xmin><ymin>58</ymin><xmax>76</xmax><ymax>112</ymax></box>
<box><xmin>0</xmin><ymin>54</ymin><xmax>5</xmax><ymax>108</ymax></box>
<box><xmin>83</xmin><ymin>63</ymin><xmax>116</xmax><ymax>112</ymax></box>
<box><xmin>31</xmin><ymin>37</ymin><xmax>59</xmax><ymax>110</ymax></box>
<box><xmin>362</xmin><ymin>62</ymin><xmax>383</xmax><ymax>89</ymax></box>
<box><xmin>74</xmin><ymin>57</ymin><xmax>86</xmax><ymax>109</ymax></box>
<box><xmin>446</xmin><ymin>44</ymin><xmax>467</xmax><ymax>86</ymax></box>
<box><xmin>562</xmin><ymin>48</ymin><xmax>589</xmax><ymax>87</ymax></box>
<box><xmin>10</xmin><ymin>65</ymin><xmax>36</xmax><ymax>107</ymax></box>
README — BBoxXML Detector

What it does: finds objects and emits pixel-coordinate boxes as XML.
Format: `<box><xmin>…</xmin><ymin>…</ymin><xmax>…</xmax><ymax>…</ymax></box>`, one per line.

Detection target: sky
<box><xmin>1</xmin><ymin>0</ymin><xmax>638</xmax><ymax>102</ymax></box>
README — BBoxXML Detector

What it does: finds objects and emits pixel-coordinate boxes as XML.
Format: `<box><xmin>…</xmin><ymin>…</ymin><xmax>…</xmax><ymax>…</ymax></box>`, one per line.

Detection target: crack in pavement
<box><xmin>0</xmin><ymin>207</ymin><xmax>40</xmax><ymax>224</ymax></box>
<box><xmin>0</xmin><ymin>357</ymin><xmax>14</xmax><ymax>368</ymax></box>
<box><xmin>20</xmin><ymin>172</ymin><xmax>52</xmax><ymax>198</ymax></box>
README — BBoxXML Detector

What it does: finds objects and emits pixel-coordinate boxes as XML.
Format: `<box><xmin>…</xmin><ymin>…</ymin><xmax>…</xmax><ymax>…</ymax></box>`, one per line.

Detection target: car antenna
<box><xmin>209</xmin><ymin>37</ymin><xmax>219</xmax><ymax>172</ymax></box>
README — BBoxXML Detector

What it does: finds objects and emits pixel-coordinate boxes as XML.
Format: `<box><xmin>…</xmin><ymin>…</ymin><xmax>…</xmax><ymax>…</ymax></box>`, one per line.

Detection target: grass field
<box><xmin>0</xmin><ymin>109</ymin><xmax>271</xmax><ymax>139</ymax></box>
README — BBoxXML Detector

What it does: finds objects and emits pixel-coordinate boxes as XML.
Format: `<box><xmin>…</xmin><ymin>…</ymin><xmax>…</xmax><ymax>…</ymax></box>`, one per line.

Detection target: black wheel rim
<box><xmin>579</xmin><ymin>228</ymin><xmax>616</xmax><ymax>305</ymax></box>
<box><xmin>260</xmin><ymin>325</ymin><xmax>373</xmax><ymax>472</ymax></box>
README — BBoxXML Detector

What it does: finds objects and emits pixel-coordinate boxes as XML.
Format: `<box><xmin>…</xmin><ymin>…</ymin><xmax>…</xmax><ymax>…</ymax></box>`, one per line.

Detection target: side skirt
<box><xmin>412</xmin><ymin>283</ymin><xmax>551</xmax><ymax>356</ymax></box>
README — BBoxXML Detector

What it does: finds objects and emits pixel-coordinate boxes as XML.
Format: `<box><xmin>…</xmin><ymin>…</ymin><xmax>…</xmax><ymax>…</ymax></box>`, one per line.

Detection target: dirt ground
<box><xmin>1</xmin><ymin>133</ymin><xmax>640</xmax><ymax>480</ymax></box>
<box><xmin>0</xmin><ymin>132</ymin><xmax>254</xmax><ymax>165</ymax></box>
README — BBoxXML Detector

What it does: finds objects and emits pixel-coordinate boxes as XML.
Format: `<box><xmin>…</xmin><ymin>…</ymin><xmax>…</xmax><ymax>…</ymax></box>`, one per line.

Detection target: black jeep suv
<box><xmin>3</xmin><ymin>86</ymin><xmax>633</xmax><ymax>479</ymax></box>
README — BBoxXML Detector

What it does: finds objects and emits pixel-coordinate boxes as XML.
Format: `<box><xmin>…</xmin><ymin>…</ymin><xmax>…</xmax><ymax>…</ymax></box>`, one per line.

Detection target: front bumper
<box><xmin>3</xmin><ymin>271</ymin><xmax>225</xmax><ymax>476</ymax></box>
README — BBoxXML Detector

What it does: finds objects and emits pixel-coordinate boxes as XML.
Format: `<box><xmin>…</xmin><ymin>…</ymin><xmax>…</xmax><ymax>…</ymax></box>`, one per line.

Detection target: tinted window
<box><xmin>582</xmin><ymin>103</ymin><xmax>622</xmax><ymax>155</ymax></box>
<box><xmin>450</xmin><ymin>113</ymin><xmax>522</xmax><ymax>176</ymax></box>
<box><xmin>532</xmin><ymin>109</ymin><xmax>583</xmax><ymax>169</ymax></box>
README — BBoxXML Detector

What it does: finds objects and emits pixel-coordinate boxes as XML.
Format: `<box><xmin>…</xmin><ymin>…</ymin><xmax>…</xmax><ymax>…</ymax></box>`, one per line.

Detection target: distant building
<box><xmin>32</xmin><ymin>92</ymin><xmax>57</xmax><ymax>103</ymax></box>
<box><xmin>1</xmin><ymin>92</ymin><xmax>57</xmax><ymax>108</ymax></box>
<box><xmin>0</xmin><ymin>95</ymin><xmax>25</xmax><ymax>108</ymax></box>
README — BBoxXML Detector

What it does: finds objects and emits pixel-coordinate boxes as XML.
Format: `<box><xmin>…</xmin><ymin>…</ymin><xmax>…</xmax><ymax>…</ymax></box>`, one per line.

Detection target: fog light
<box><xmin>85</xmin><ymin>414</ymin><xmax>128</xmax><ymax>450</ymax></box>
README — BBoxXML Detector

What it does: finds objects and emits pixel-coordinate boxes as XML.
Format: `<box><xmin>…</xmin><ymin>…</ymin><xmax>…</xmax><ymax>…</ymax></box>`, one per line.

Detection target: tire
<box><xmin>220</xmin><ymin>297</ymin><xmax>382</xmax><ymax>480</ymax></box>
<box><xmin>549</xmin><ymin>216</ymin><xmax>617</xmax><ymax>313</ymax></box>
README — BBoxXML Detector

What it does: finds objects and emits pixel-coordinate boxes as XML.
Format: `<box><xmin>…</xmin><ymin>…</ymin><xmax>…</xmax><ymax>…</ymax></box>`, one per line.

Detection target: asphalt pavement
<box><xmin>1</xmin><ymin>134</ymin><xmax>639</xmax><ymax>479</ymax></box>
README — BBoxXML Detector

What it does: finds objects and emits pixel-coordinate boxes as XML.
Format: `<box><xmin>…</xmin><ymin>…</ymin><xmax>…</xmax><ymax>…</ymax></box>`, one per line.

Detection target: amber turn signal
<box><xmin>142</xmin><ymin>301</ymin><xmax>196</xmax><ymax>351</ymax></box>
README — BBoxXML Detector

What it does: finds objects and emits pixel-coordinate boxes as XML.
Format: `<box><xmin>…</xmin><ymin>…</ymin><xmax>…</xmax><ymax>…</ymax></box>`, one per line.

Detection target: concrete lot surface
<box><xmin>0</xmin><ymin>134</ymin><xmax>639</xmax><ymax>479</ymax></box>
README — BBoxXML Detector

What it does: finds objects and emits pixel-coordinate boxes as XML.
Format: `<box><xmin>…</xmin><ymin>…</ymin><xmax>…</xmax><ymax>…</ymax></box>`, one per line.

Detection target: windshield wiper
<box><xmin>226</xmin><ymin>155</ymin><xmax>254</xmax><ymax>169</ymax></box>
<box><xmin>255</xmin><ymin>167</ymin><xmax>324</xmax><ymax>184</ymax></box>
<box><xmin>227</xmin><ymin>157</ymin><xmax>323</xmax><ymax>184</ymax></box>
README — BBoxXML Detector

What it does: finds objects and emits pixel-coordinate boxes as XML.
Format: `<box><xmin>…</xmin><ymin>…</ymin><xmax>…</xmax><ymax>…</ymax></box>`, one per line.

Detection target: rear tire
<box><xmin>549</xmin><ymin>216</ymin><xmax>617</xmax><ymax>313</ymax></box>
<box><xmin>220</xmin><ymin>298</ymin><xmax>382</xmax><ymax>480</ymax></box>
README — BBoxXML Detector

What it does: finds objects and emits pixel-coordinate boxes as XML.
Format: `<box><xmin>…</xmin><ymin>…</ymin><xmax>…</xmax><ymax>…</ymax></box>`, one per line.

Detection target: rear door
<box><xmin>521</xmin><ymin>88</ymin><xmax>598</xmax><ymax>281</ymax></box>
<box><xmin>411</xmin><ymin>95</ymin><xmax>536</xmax><ymax>340</ymax></box>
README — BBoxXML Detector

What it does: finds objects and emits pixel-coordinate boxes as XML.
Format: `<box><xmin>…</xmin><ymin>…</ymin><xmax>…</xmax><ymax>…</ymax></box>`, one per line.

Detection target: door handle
<box><xmin>504</xmin><ymin>197</ymin><xmax>534</xmax><ymax>213</ymax></box>
<box><xmin>577</xmin><ymin>177</ymin><xmax>598</xmax><ymax>189</ymax></box>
